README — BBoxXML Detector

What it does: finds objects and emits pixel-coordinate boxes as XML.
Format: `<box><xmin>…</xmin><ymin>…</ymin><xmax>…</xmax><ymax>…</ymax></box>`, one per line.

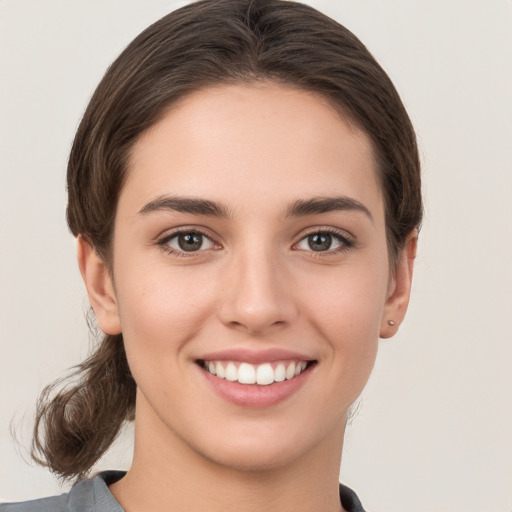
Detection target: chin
<box><xmin>203</xmin><ymin>440</ymin><xmax>305</xmax><ymax>473</ymax></box>
<box><xmin>188</xmin><ymin>413</ymin><xmax>344</xmax><ymax>475</ymax></box>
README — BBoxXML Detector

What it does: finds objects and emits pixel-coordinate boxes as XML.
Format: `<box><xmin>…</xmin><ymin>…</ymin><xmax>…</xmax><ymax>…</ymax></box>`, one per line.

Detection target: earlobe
<box><xmin>77</xmin><ymin>235</ymin><xmax>122</xmax><ymax>335</ymax></box>
<box><xmin>380</xmin><ymin>230</ymin><xmax>418</xmax><ymax>339</ymax></box>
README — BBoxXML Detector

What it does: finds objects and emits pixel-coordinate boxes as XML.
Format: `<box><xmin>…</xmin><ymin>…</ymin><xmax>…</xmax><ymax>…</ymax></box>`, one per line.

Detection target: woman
<box><xmin>2</xmin><ymin>0</ymin><xmax>421</xmax><ymax>510</ymax></box>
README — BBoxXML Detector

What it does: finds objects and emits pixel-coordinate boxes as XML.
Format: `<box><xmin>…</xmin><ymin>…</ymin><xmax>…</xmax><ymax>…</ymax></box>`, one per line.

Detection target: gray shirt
<box><xmin>1</xmin><ymin>471</ymin><xmax>366</xmax><ymax>511</ymax></box>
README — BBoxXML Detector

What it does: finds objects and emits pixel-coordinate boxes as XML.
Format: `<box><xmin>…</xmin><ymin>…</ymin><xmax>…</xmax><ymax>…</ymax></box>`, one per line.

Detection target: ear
<box><xmin>380</xmin><ymin>230</ymin><xmax>418</xmax><ymax>339</ymax></box>
<box><xmin>77</xmin><ymin>235</ymin><xmax>122</xmax><ymax>335</ymax></box>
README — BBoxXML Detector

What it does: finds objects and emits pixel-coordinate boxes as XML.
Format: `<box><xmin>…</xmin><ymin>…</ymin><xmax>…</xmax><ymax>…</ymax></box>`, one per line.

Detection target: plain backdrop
<box><xmin>1</xmin><ymin>1</ymin><xmax>511</xmax><ymax>510</ymax></box>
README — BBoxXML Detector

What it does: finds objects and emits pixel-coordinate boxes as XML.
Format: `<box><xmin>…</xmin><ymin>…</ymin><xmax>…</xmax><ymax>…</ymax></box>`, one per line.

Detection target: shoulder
<box><xmin>0</xmin><ymin>471</ymin><xmax>126</xmax><ymax>512</ymax></box>
<box><xmin>0</xmin><ymin>493</ymin><xmax>68</xmax><ymax>512</ymax></box>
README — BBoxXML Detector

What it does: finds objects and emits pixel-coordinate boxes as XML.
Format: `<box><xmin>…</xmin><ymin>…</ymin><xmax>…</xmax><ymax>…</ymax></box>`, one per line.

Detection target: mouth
<box><xmin>197</xmin><ymin>359</ymin><xmax>315</xmax><ymax>386</ymax></box>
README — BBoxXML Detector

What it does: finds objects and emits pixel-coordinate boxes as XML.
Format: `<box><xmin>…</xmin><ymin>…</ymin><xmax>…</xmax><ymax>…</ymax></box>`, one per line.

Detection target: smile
<box><xmin>200</xmin><ymin>360</ymin><xmax>310</xmax><ymax>386</ymax></box>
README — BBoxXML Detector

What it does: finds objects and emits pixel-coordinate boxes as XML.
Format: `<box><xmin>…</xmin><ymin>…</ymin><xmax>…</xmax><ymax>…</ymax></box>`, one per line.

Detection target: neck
<box><xmin>110</xmin><ymin>394</ymin><xmax>346</xmax><ymax>512</ymax></box>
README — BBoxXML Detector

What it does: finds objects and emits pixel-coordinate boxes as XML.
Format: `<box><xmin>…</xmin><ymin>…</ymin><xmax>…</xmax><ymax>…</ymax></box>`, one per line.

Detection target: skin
<box><xmin>78</xmin><ymin>83</ymin><xmax>416</xmax><ymax>512</ymax></box>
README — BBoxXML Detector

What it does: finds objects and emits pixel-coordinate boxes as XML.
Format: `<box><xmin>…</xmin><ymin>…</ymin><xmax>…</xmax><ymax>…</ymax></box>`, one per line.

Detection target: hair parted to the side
<box><xmin>31</xmin><ymin>0</ymin><xmax>422</xmax><ymax>482</ymax></box>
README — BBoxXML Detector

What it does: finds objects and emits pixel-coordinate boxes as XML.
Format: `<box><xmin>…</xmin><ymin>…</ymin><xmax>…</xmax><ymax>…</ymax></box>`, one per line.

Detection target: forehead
<box><xmin>123</xmin><ymin>83</ymin><xmax>383</xmax><ymax>221</ymax></box>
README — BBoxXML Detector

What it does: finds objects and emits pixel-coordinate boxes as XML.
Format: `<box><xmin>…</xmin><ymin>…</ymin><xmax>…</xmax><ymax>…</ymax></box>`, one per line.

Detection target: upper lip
<box><xmin>197</xmin><ymin>347</ymin><xmax>315</xmax><ymax>364</ymax></box>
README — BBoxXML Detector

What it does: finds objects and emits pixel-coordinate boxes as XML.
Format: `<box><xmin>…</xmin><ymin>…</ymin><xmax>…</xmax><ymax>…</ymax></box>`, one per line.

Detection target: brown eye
<box><xmin>178</xmin><ymin>233</ymin><xmax>203</xmax><ymax>251</ymax></box>
<box><xmin>307</xmin><ymin>233</ymin><xmax>332</xmax><ymax>251</ymax></box>
<box><xmin>165</xmin><ymin>231</ymin><xmax>216</xmax><ymax>253</ymax></box>
<box><xmin>295</xmin><ymin>230</ymin><xmax>352</xmax><ymax>254</ymax></box>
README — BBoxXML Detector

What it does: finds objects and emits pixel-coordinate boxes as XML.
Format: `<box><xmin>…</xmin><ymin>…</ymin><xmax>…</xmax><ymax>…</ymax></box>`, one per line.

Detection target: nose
<box><xmin>217</xmin><ymin>247</ymin><xmax>298</xmax><ymax>336</ymax></box>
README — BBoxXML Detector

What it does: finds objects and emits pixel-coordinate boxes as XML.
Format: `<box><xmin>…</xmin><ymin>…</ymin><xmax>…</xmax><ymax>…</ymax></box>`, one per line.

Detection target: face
<box><xmin>84</xmin><ymin>83</ymin><xmax>410</xmax><ymax>472</ymax></box>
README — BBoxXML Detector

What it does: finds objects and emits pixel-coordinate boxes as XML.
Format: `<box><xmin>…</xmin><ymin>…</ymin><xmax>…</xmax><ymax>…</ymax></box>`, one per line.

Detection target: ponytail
<box><xmin>31</xmin><ymin>333</ymin><xmax>136</xmax><ymax>482</ymax></box>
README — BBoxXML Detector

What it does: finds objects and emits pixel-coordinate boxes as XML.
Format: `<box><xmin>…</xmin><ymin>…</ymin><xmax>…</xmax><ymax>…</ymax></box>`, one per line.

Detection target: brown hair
<box><xmin>32</xmin><ymin>0</ymin><xmax>422</xmax><ymax>481</ymax></box>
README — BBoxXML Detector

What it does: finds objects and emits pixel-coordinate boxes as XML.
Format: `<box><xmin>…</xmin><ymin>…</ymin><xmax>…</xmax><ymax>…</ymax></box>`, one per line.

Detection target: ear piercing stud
<box><xmin>387</xmin><ymin>320</ymin><xmax>396</xmax><ymax>326</ymax></box>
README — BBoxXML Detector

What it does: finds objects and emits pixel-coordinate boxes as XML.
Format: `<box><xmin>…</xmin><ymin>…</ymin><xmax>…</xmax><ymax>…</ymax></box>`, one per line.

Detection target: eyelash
<box><xmin>157</xmin><ymin>228</ymin><xmax>219</xmax><ymax>258</ymax></box>
<box><xmin>293</xmin><ymin>227</ymin><xmax>355</xmax><ymax>256</ymax></box>
<box><xmin>156</xmin><ymin>227</ymin><xmax>355</xmax><ymax>257</ymax></box>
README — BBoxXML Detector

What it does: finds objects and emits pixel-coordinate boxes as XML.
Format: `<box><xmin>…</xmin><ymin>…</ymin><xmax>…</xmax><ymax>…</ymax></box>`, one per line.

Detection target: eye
<box><xmin>295</xmin><ymin>230</ymin><xmax>352</xmax><ymax>253</ymax></box>
<box><xmin>162</xmin><ymin>230</ymin><xmax>217</xmax><ymax>254</ymax></box>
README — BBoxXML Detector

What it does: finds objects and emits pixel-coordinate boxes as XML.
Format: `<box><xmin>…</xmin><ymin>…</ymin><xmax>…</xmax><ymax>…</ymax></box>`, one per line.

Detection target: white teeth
<box><xmin>285</xmin><ymin>362</ymin><xmax>296</xmax><ymax>380</ymax></box>
<box><xmin>216</xmin><ymin>361</ymin><xmax>225</xmax><ymax>378</ymax></box>
<box><xmin>256</xmin><ymin>363</ymin><xmax>274</xmax><ymax>385</ymax></box>
<box><xmin>203</xmin><ymin>359</ymin><xmax>310</xmax><ymax>385</ymax></box>
<box><xmin>274</xmin><ymin>363</ymin><xmax>286</xmax><ymax>382</ymax></box>
<box><xmin>238</xmin><ymin>363</ymin><xmax>256</xmax><ymax>384</ymax></box>
<box><xmin>225</xmin><ymin>362</ymin><xmax>237</xmax><ymax>382</ymax></box>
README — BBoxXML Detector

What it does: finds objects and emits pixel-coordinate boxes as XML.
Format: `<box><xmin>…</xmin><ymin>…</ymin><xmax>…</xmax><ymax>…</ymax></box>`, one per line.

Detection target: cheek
<box><xmin>301</xmin><ymin>257</ymin><xmax>389</xmax><ymax>388</ymax></box>
<box><xmin>320</xmin><ymin>289</ymin><xmax>382</xmax><ymax>375</ymax></box>
<box><xmin>306</xmin><ymin>259</ymin><xmax>389</xmax><ymax>338</ymax></box>
<box><xmin>113</xmin><ymin>263</ymin><xmax>218</xmax><ymax>371</ymax></box>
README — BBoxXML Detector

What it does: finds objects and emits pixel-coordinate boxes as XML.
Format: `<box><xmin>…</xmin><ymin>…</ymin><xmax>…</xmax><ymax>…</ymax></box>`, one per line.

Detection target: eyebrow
<box><xmin>284</xmin><ymin>196</ymin><xmax>373</xmax><ymax>222</ymax></box>
<box><xmin>138</xmin><ymin>194</ymin><xmax>373</xmax><ymax>222</ymax></box>
<box><xmin>138</xmin><ymin>196</ymin><xmax>230</xmax><ymax>217</ymax></box>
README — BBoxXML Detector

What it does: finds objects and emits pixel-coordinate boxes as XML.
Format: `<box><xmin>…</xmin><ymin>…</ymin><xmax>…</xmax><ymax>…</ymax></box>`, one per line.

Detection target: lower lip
<box><xmin>198</xmin><ymin>364</ymin><xmax>314</xmax><ymax>408</ymax></box>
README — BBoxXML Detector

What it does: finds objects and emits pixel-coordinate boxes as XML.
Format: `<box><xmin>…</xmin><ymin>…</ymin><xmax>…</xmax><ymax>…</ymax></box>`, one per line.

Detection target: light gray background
<box><xmin>1</xmin><ymin>1</ymin><xmax>511</xmax><ymax>510</ymax></box>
